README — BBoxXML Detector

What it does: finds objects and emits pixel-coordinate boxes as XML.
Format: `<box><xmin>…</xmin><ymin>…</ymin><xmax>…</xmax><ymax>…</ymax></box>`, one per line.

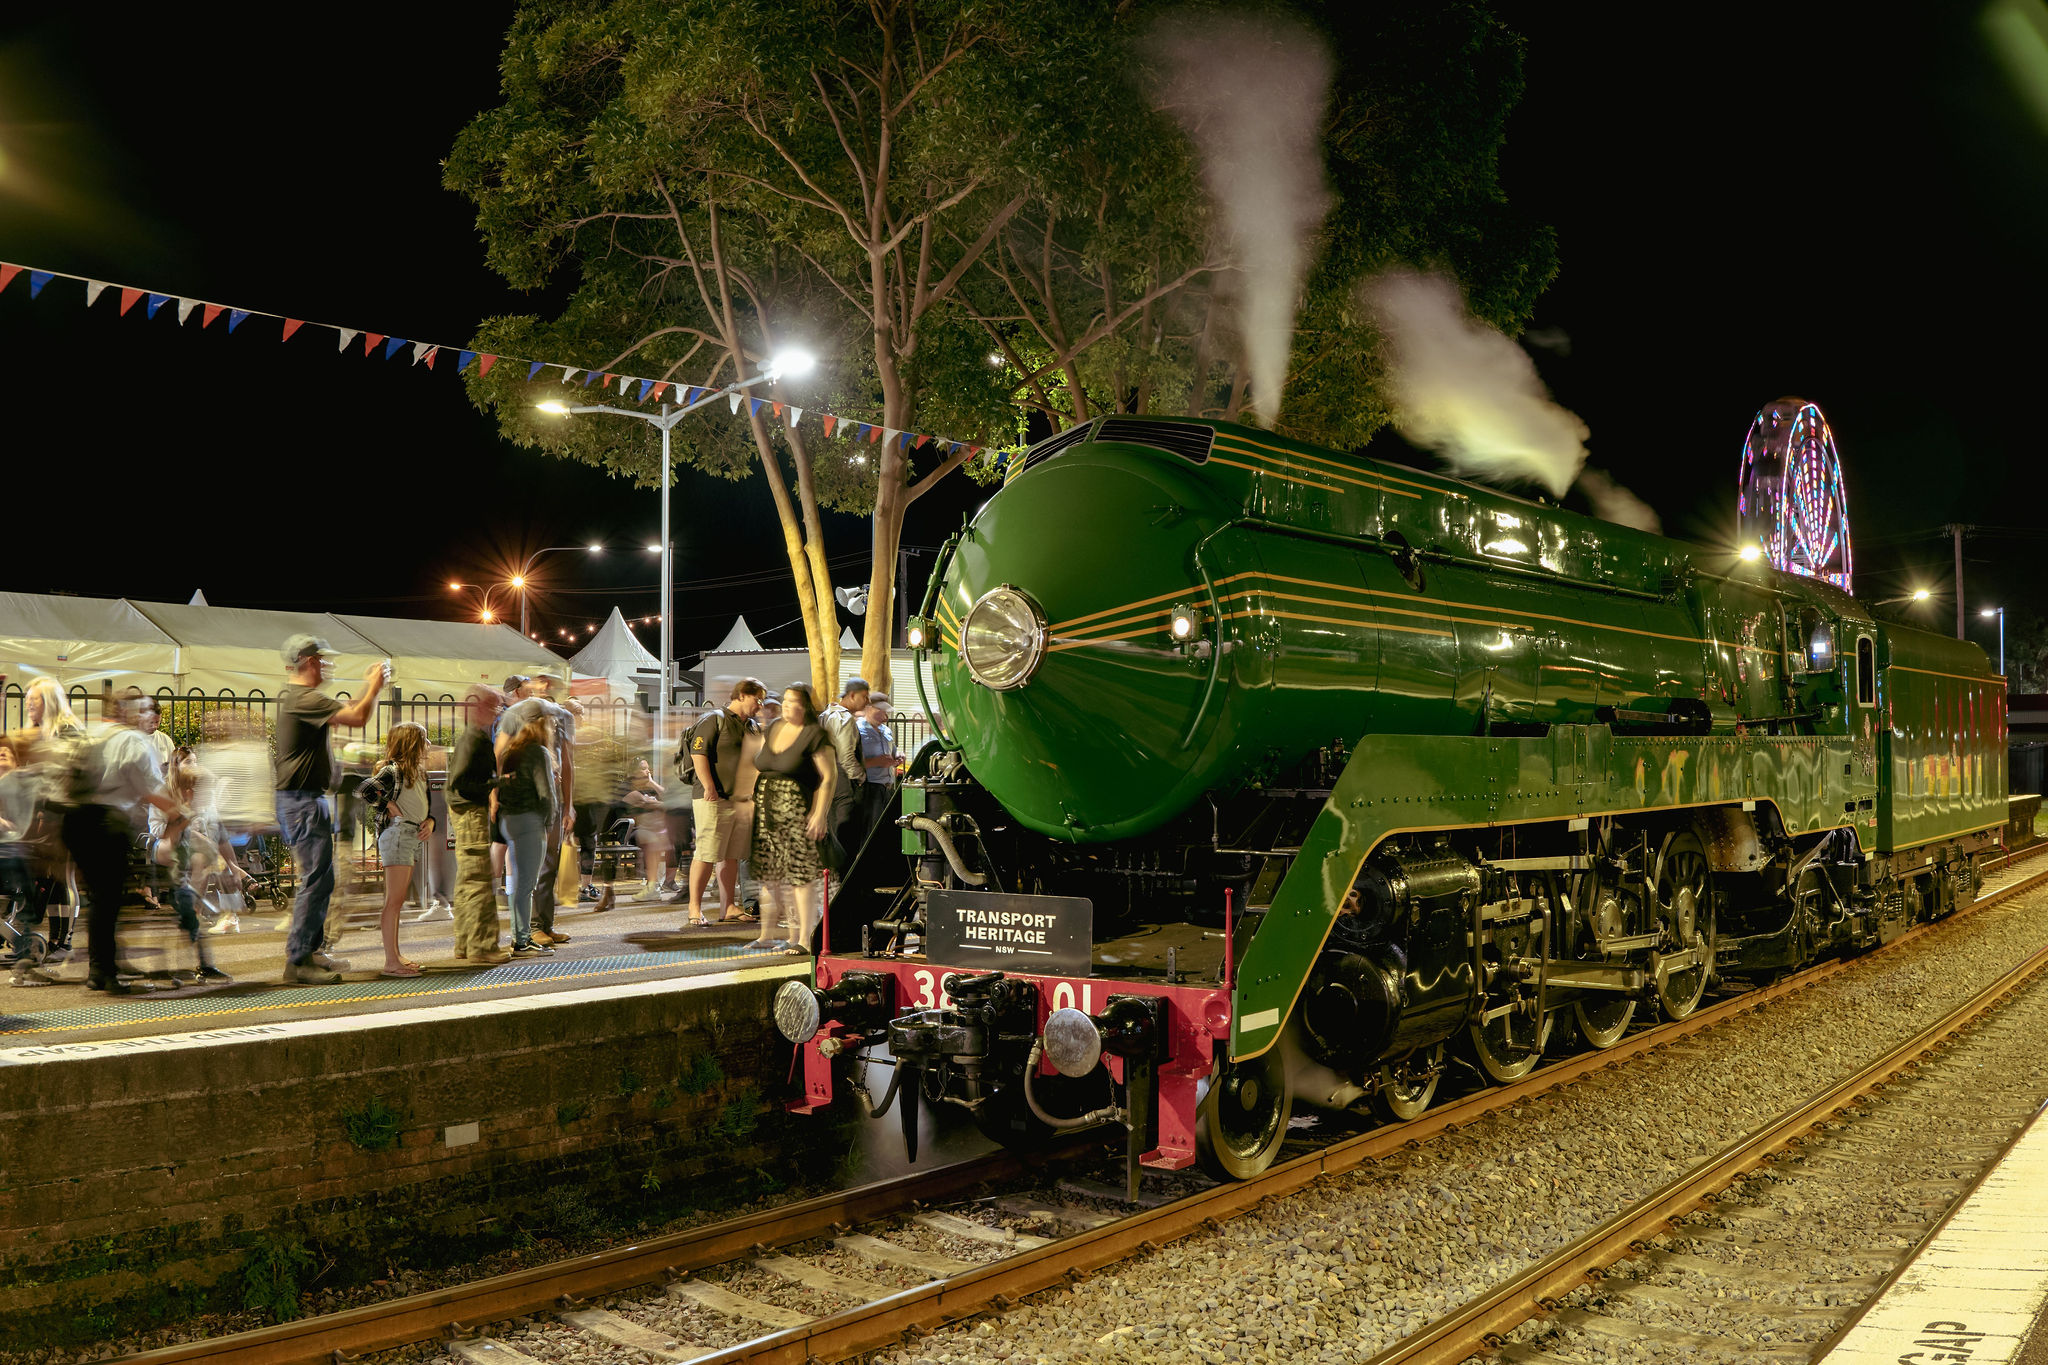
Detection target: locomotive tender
<box><xmin>776</xmin><ymin>415</ymin><xmax>2008</xmax><ymax>1186</ymax></box>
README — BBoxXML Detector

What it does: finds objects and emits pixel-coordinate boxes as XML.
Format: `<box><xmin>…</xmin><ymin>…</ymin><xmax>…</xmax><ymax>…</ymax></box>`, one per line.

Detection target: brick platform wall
<box><xmin>0</xmin><ymin>975</ymin><xmax>832</xmax><ymax>1349</ymax></box>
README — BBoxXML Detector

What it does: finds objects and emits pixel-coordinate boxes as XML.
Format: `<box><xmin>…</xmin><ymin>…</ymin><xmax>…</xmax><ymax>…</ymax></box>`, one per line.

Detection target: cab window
<box><xmin>1855</xmin><ymin>636</ymin><xmax>1875</xmax><ymax>705</ymax></box>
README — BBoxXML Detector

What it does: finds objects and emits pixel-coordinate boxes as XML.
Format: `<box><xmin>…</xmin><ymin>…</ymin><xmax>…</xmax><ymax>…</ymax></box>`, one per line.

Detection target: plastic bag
<box><xmin>555</xmin><ymin>832</ymin><xmax>582</xmax><ymax>904</ymax></box>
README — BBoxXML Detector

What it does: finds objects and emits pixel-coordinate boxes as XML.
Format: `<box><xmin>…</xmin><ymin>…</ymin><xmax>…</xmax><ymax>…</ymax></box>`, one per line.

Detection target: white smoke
<box><xmin>1577</xmin><ymin>466</ymin><xmax>1663</xmax><ymax>533</ymax></box>
<box><xmin>1363</xmin><ymin>268</ymin><xmax>1589</xmax><ymax>497</ymax></box>
<box><xmin>1149</xmin><ymin>12</ymin><xmax>1333</xmax><ymax>428</ymax></box>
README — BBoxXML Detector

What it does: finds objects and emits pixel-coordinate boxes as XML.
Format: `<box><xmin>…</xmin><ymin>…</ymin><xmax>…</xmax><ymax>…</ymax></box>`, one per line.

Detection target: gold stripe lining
<box><xmin>1208</xmin><ymin>455</ymin><xmax>1342</xmax><ymax>494</ymax></box>
<box><xmin>1214</xmin><ymin>432</ymin><xmax>1447</xmax><ymax>494</ymax></box>
<box><xmin>1053</xmin><ymin>585</ymin><xmax>1198</xmax><ymax>632</ymax></box>
<box><xmin>1214</xmin><ymin>440</ymin><xmax>1423</xmax><ymax>499</ymax></box>
<box><xmin>1887</xmin><ymin>665</ymin><xmax>2007</xmax><ymax>688</ymax></box>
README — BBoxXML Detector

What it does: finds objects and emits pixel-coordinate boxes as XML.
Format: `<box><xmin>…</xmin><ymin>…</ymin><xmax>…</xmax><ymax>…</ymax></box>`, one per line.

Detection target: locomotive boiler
<box><xmin>776</xmin><ymin>415</ymin><xmax>2008</xmax><ymax>1188</ymax></box>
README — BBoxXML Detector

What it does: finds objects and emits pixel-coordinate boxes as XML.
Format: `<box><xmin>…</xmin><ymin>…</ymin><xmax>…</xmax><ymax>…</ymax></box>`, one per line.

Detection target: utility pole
<box><xmin>1949</xmin><ymin>523</ymin><xmax>1968</xmax><ymax>640</ymax></box>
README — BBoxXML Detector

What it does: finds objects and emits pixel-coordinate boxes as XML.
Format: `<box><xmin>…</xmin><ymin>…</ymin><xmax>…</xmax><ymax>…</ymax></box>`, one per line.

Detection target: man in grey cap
<box><xmin>276</xmin><ymin>635</ymin><xmax>388</xmax><ymax>983</ymax></box>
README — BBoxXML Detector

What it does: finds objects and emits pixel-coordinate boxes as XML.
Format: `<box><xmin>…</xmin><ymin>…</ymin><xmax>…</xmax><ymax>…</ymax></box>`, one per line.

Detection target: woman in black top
<box><xmin>743</xmin><ymin>684</ymin><xmax>835</xmax><ymax>953</ymax></box>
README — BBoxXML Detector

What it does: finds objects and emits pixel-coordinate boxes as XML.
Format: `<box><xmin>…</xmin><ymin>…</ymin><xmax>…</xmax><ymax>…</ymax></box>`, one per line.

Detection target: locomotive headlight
<box><xmin>961</xmin><ymin>586</ymin><xmax>1047</xmax><ymax>691</ymax></box>
<box><xmin>1042</xmin><ymin>1007</ymin><xmax>1104</xmax><ymax>1077</ymax></box>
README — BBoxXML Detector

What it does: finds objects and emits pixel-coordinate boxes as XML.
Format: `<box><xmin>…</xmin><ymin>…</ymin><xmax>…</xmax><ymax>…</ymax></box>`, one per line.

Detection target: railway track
<box><xmin>117</xmin><ymin>841</ymin><xmax>2048</xmax><ymax>1365</ymax></box>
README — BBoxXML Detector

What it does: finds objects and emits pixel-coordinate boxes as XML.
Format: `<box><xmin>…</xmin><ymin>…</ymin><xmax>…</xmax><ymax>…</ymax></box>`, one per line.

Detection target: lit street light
<box><xmin>449</xmin><ymin>580</ymin><xmax>512</xmax><ymax>625</ymax></box>
<box><xmin>509</xmin><ymin>544</ymin><xmax>606</xmax><ymax>637</ymax></box>
<box><xmin>1981</xmin><ymin>606</ymin><xmax>2005</xmax><ymax>675</ymax></box>
<box><xmin>536</xmin><ymin>347</ymin><xmax>817</xmax><ymax>752</ymax></box>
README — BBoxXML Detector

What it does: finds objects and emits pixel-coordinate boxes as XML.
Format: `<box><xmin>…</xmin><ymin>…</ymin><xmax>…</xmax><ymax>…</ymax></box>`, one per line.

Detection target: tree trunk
<box><xmin>745</xmin><ymin>409</ymin><xmax>833</xmax><ymax>697</ymax></box>
<box><xmin>786</xmin><ymin>423</ymin><xmax>840</xmax><ymax>694</ymax></box>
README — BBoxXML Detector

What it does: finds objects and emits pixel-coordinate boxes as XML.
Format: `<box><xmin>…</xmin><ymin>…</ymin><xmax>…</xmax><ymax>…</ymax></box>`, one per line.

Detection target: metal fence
<box><xmin>0</xmin><ymin>682</ymin><xmax>649</xmax><ymax>749</ymax></box>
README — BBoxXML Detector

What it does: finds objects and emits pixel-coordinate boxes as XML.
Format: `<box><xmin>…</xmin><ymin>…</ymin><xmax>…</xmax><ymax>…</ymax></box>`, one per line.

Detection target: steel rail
<box><xmin>1351</xmin><ymin>887</ymin><xmax>2048</xmax><ymax>1365</ymax></box>
<box><xmin>114</xmin><ymin>844</ymin><xmax>2048</xmax><ymax>1365</ymax></box>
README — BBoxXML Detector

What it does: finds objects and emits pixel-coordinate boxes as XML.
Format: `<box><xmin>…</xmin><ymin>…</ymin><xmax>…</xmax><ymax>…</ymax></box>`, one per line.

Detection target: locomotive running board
<box><xmin>1226</xmin><ymin>724</ymin><xmax>1873</xmax><ymax>1061</ymax></box>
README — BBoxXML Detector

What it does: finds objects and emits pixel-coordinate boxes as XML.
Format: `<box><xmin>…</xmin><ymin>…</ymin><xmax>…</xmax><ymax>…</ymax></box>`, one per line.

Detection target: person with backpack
<box><xmin>276</xmin><ymin>635</ymin><xmax>389</xmax><ymax>984</ymax></box>
<box><xmin>63</xmin><ymin>688</ymin><xmax>186</xmax><ymax>994</ymax></box>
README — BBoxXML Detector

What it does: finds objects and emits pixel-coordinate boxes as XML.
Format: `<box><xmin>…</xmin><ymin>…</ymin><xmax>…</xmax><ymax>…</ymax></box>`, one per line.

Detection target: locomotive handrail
<box><xmin>1177</xmin><ymin>521</ymin><xmax>1234</xmax><ymax>751</ymax></box>
<box><xmin>914</xmin><ymin>531</ymin><xmax>963</xmax><ymax>750</ymax></box>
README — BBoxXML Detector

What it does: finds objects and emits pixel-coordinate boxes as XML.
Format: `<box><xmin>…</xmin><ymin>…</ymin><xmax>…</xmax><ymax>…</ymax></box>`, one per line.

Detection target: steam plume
<box><xmin>1363</xmin><ymin>268</ymin><xmax>1589</xmax><ymax>497</ymax></box>
<box><xmin>1150</xmin><ymin>12</ymin><xmax>1333</xmax><ymax>428</ymax></box>
<box><xmin>1577</xmin><ymin>466</ymin><xmax>1663</xmax><ymax>533</ymax></box>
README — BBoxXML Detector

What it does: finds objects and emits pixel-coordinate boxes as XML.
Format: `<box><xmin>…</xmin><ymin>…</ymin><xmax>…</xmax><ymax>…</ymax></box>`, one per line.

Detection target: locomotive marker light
<box><xmin>1168</xmin><ymin>602</ymin><xmax>1209</xmax><ymax>650</ymax></box>
<box><xmin>960</xmin><ymin>585</ymin><xmax>1047</xmax><ymax>690</ymax></box>
<box><xmin>906</xmin><ymin>616</ymin><xmax>933</xmax><ymax>651</ymax></box>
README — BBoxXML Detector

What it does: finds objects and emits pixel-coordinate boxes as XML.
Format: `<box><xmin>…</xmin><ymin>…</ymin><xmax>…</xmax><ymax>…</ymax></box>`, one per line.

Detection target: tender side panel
<box><xmin>1877</xmin><ymin>625</ymin><xmax>2007</xmax><ymax>852</ymax></box>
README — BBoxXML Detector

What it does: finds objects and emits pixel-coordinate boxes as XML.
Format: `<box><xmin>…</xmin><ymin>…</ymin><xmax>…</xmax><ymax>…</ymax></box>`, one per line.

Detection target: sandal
<box><xmin>718</xmin><ymin>909</ymin><xmax>759</xmax><ymax>923</ymax></box>
<box><xmin>380</xmin><ymin>965</ymin><xmax>423</xmax><ymax>979</ymax></box>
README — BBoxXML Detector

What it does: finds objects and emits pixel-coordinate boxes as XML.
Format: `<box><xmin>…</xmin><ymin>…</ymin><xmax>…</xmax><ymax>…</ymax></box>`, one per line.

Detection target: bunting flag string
<box><xmin>0</xmin><ymin>256</ymin><xmax>1020</xmax><ymax>466</ymax></box>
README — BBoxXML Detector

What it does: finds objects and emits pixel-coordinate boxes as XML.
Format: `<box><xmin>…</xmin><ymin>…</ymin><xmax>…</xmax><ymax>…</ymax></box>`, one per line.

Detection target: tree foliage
<box><xmin>447</xmin><ymin>0</ymin><xmax>1557</xmax><ymax>688</ymax></box>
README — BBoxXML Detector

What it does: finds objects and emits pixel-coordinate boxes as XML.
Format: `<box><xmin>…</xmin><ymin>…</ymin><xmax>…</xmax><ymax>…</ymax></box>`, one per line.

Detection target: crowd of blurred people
<box><xmin>0</xmin><ymin>639</ymin><xmax>903</xmax><ymax>995</ymax></box>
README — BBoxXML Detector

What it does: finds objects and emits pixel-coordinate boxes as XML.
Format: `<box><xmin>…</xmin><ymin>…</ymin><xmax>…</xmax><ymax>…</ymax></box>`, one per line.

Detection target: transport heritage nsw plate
<box><xmin>924</xmin><ymin>889</ymin><xmax>1094</xmax><ymax>976</ymax></box>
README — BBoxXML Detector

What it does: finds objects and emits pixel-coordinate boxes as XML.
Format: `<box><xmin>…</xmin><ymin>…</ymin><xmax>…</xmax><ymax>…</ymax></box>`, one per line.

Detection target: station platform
<box><xmin>1823</xmin><ymin>1099</ymin><xmax>2048</xmax><ymax>1365</ymax></box>
<box><xmin>0</xmin><ymin>878</ymin><xmax>800</xmax><ymax>1049</ymax></box>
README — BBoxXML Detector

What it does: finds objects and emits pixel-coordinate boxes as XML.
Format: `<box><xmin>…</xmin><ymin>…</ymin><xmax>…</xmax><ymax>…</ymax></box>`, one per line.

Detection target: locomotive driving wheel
<box><xmin>1195</xmin><ymin>1049</ymin><xmax>1291</xmax><ymax>1180</ymax></box>
<box><xmin>1651</xmin><ymin>831</ymin><xmax>1715</xmax><ymax>1019</ymax></box>
<box><xmin>1468</xmin><ymin>1002</ymin><xmax>1555</xmax><ymax>1084</ymax></box>
<box><xmin>1567</xmin><ymin>864</ymin><xmax>1638</xmax><ymax>1049</ymax></box>
<box><xmin>1572</xmin><ymin>996</ymin><xmax>1636</xmax><ymax>1049</ymax></box>
<box><xmin>1374</xmin><ymin>1042</ymin><xmax>1444</xmax><ymax>1122</ymax></box>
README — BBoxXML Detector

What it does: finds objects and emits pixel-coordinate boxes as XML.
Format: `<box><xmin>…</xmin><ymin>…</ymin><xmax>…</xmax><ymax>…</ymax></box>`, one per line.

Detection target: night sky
<box><xmin>1</xmin><ymin>4</ymin><xmax>2039</xmax><ymax>666</ymax></box>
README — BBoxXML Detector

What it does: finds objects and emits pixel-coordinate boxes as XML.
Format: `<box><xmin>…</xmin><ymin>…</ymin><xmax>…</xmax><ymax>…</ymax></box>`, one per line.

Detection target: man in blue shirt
<box><xmin>854</xmin><ymin>693</ymin><xmax>898</xmax><ymax>838</ymax></box>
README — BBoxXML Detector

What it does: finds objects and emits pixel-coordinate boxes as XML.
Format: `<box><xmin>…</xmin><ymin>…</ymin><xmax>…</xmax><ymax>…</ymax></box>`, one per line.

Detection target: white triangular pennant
<box><xmin>338</xmin><ymin>329</ymin><xmax>359</xmax><ymax>352</ymax></box>
<box><xmin>85</xmin><ymin>281</ymin><xmax>109</xmax><ymax>306</ymax></box>
<box><xmin>176</xmin><ymin>298</ymin><xmax>198</xmax><ymax>324</ymax></box>
<box><xmin>619</xmin><ymin>374</ymin><xmax>631</xmax><ymax>393</ymax></box>
<box><xmin>412</xmin><ymin>342</ymin><xmax>432</xmax><ymax>364</ymax></box>
<box><xmin>788</xmin><ymin>406</ymin><xmax>803</xmax><ymax>429</ymax></box>
<box><xmin>560</xmin><ymin>366</ymin><xmax>578</xmax><ymax>384</ymax></box>
<box><xmin>882</xmin><ymin>427</ymin><xmax>901</xmax><ymax>448</ymax></box>
<box><xmin>729</xmin><ymin>391</ymin><xmax>742</xmax><ymax>414</ymax></box>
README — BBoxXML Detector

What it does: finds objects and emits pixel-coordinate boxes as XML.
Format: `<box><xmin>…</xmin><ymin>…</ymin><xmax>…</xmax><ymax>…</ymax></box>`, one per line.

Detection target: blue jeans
<box><xmin>501</xmin><ymin>809</ymin><xmax>547</xmax><ymax>946</ymax></box>
<box><xmin>279</xmin><ymin>790</ymin><xmax>335</xmax><ymax>965</ymax></box>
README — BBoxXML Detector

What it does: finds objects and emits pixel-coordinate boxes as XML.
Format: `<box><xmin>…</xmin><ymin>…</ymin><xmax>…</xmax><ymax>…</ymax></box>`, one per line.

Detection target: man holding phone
<box><xmin>276</xmin><ymin>635</ymin><xmax>388</xmax><ymax>984</ymax></box>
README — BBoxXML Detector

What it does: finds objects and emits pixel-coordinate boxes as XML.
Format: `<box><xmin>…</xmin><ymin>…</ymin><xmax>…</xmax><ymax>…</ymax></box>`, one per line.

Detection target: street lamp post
<box><xmin>536</xmin><ymin>349</ymin><xmax>816</xmax><ymax>756</ymax></box>
<box><xmin>512</xmin><ymin>544</ymin><xmax>606</xmax><ymax>637</ymax></box>
<box><xmin>1981</xmin><ymin>606</ymin><xmax>2005</xmax><ymax>675</ymax></box>
<box><xmin>449</xmin><ymin>580</ymin><xmax>513</xmax><ymax>625</ymax></box>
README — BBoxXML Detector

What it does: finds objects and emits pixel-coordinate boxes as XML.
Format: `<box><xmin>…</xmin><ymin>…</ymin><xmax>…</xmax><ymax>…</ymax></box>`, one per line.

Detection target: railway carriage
<box><xmin>775</xmin><ymin>415</ymin><xmax>2008</xmax><ymax>1189</ymax></box>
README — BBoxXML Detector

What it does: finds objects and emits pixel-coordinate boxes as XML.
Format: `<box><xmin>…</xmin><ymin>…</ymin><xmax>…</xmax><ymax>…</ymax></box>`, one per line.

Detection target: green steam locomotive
<box><xmin>778</xmin><ymin>414</ymin><xmax>2008</xmax><ymax>1187</ymax></box>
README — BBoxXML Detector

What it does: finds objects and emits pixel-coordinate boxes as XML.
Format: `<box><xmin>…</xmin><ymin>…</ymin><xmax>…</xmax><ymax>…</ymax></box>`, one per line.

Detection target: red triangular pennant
<box><xmin>0</xmin><ymin>264</ymin><xmax>20</xmax><ymax>295</ymax></box>
<box><xmin>771</xmin><ymin>401</ymin><xmax>783</xmax><ymax>418</ymax></box>
<box><xmin>423</xmin><ymin>346</ymin><xmax>439</xmax><ymax>369</ymax></box>
<box><xmin>868</xmin><ymin>425</ymin><xmax>883</xmax><ymax>444</ymax></box>
<box><xmin>119</xmin><ymin>287</ymin><xmax>145</xmax><ymax>316</ymax></box>
<box><xmin>478</xmin><ymin>354</ymin><xmax>497</xmax><ymax>376</ymax></box>
<box><xmin>202</xmin><ymin>304</ymin><xmax>225</xmax><ymax>328</ymax></box>
<box><xmin>915</xmin><ymin>433</ymin><xmax>931</xmax><ymax>448</ymax></box>
<box><xmin>364</xmin><ymin>332</ymin><xmax>385</xmax><ymax>355</ymax></box>
<box><xmin>282</xmin><ymin>318</ymin><xmax>304</xmax><ymax>342</ymax></box>
<box><xmin>822</xmin><ymin>414</ymin><xmax>837</xmax><ymax>436</ymax></box>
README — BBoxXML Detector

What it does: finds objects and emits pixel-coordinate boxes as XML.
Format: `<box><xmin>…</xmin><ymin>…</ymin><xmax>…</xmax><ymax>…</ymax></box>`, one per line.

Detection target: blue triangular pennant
<box><xmin>582</xmin><ymin>370</ymin><xmax>600</xmax><ymax>387</ymax></box>
<box><xmin>458</xmin><ymin>350</ymin><xmax>476</xmax><ymax>371</ymax></box>
<box><xmin>528</xmin><ymin>361</ymin><xmax>544</xmax><ymax>380</ymax></box>
<box><xmin>748</xmin><ymin>397</ymin><xmax>765</xmax><ymax>416</ymax></box>
<box><xmin>384</xmin><ymin>336</ymin><xmax>406</xmax><ymax>359</ymax></box>
<box><xmin>227</xmin><ymin>309</ymin><xmax>251</xmax><ymax>332</ymax></box>
<box><xmin>27</xmin><ymin>271</ymin><xmax>53</xmax><ymax>298</ymax></box>
<box><xmin>638</xmin><ymin>379</ymin><xmax>654</xmax><ymax>401</ymax></box>
<box><xmin>146</xmin><ymin>293</ymin><xmax>173</xmax><ymax>318</ymax></box>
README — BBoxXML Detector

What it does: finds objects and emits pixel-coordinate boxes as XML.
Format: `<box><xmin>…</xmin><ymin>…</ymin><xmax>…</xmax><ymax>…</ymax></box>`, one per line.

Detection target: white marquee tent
<box><xmin>566</xmin><ymin>607</ymin><xmax>662</xmax><ymax>700</ymax></box>
<box><xmin>0</xmin><ymin>591</ymin><xmax>562</xmax><ymax>702</ymax></box>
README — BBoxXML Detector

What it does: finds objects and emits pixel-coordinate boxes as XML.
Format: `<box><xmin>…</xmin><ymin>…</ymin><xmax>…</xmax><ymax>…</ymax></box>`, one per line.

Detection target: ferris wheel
<box><xmin>1736</xmin><ymin>397</ymin><xmax>1853</xmax><ymax>594</ymax></box>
